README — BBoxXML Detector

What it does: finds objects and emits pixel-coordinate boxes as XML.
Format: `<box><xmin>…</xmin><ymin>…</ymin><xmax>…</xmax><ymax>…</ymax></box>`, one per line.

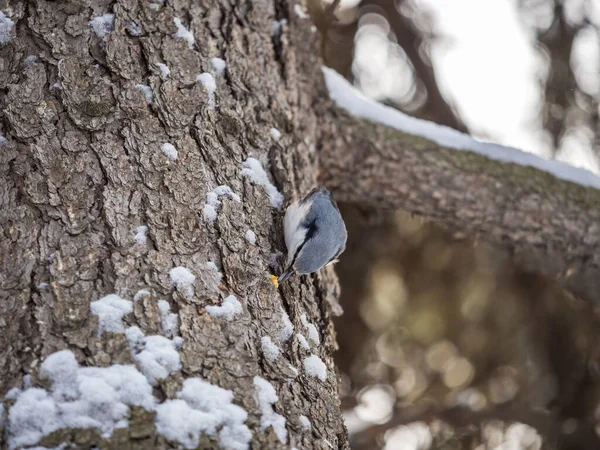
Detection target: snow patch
<box><xmin>261</xmin><ymin>336</ymin><xmax>280</xmax><ymax>361</ymax></box>
<box><xmin>134</xmin><ymin>225</ymin><xmax>148</xmax><ymax>245</ymax></box>
<box><xmin>169</xmin><ymin>267</ymin><xmax>196</xmax><ymax>300</ymax></box>
<box><xmin>245</xmin><ymin>229</ymin><xmax>257</xmax><ymax>245</ymax></box>
<box><xmin>272</xmin><ymin>18</ymin><xmax>287</xmax><ymax>37</ymax></box>
<box><xmin>303</xmin><ymin>355</ymin><xmax>327</xmax><ymax>381</ymax></box>
<box><xmin>196</xmin><ymin>72</ymin><xmax>217</xmax><ymax>109</ymax></box>
<box><xmin>240</xmin><ymin>157</ymin><xmax>284</xmax><ymax>208</ymax></box>
<box><xmin>133</xmin><ymin>289</ymin><xmax>151</xmax><ymax>302</ymax></box>
<box><xmin>127</xmin><ymin>21</ymin><xmax>141</xmax><ymax>36</ymax></box>
<box><xmin>253</xmin><ymin>376</ymin><xmax>288</xmax><ymax>444</ymax></box>
<box><xmin>89</xmin><ymin>13</ymin><xmax>114</xmax><ymax>39</ymax></box>
<box><xmin>203</xmin><ymin>185</ymin><xmax>241</xmax><ymax>223</ymax></box>
<box><xmin>206</xmin><ymin>295</ymin><xmax>242</xmax><ymax>321</ymax></box>
<box><xmin>136</xmin><ymin>84</ymin><xmax>153</xmax><ymax>104</ymax></box>
<box><xmin>0</xmin><ymin>11</ymin><xmax>14</xmax><ymax>45</ymax></box>
<box><xmin>126</xmin><ymin>326</ymin><xmax>181</xmax><ymax>385</ymax></box>
<box><xmin>270</xmin><ymin>127</ymin><xmax>282</xmax><ymax>140</ymax></box>
<box><xmin>158</xmin><ymin>300</ymin><xmax>179</xmax><ymax>338</ymax></box>
<box><xmin>288</xmin><ymin>365</ymin><xmax>299</xmax><ymax>379</ymax></box>
<box><xmin>173</xmin><ymin>17</ymin><xmax>195</xmax><ymax>49</ymax></box>
<box><xmin>0</xmin><ymin>134</ymin><xmax>8</xmax><ymax>146</ymax></box>
<box><xmin>296</xmin><ymin>333</ymin><xmax>310</xmax><ymax>350</ymax></box>
<box><xmin>323</xmin><ymin>66</ymin><xmax>600</xmax><ymax>191</ymax></box>
<box><xmin>161</xmin><ymin>142</ymin><xmax>178</xmax><ymax>161</ymax></box>
<box><xmin>5</xmin><ymin>350</ymin><xmax>155</xmax><ymax>449</ymax></box>
<box><xmin>211</xmin><ymin>57</ymin><xmax>227</xmax><ymax>77</ymax></box>
<box><xmin>301</xmin><ymin>314</ymin><xmax>320</xmax><ymax>345</ymax></box>
<box><xmin>299</xmin><ymin>414</ymin><xmax>312</xmax><ymax>431</ymax></box>
<box><xmin>155</xmin><ymin>378</ymin><xmax>251</xmax><ymax>450</ymax></box>
<box><xmin>279</xmin><ymin>311</ymin><xmax>293</xmax><ymax>342</ymax></box>
<box><xmin>157</xmin><ymin>62</ymin><xmax>170</xmax><ymax>79</ymax></box>
<box><xmin>90</xmin><ymin>294</ymin><xmax>133</xmax><ymax>336</ymax></box>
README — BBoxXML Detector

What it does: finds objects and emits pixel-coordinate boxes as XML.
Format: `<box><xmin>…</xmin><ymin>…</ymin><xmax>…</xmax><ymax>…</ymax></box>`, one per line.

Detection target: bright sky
<box><xmin>350</xmin><ymin>0</ymin><xmax>600</xmax><ymax>173</ymax></box>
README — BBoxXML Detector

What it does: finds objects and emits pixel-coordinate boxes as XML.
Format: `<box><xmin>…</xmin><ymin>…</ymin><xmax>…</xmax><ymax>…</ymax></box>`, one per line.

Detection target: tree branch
<box><xmin>318</xmin><ymin>73</ymin><xmax>600</xmax><ymax>306</ymax></box>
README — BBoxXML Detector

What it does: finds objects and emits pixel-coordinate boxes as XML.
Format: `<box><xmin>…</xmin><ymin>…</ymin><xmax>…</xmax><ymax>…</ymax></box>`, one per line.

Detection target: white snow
<box><xmin>261</xmin><ymin>336</ymin><xmax>280</xmax><ymax>361</ymax></box>
<box><xmin>323</xmin><ymin>66</ymin><xmax>600</xmax><ymax>191</ymax></box>
<box><xmin>211</xmin><ymin>57</ymin><xmax>227</xmax><ymax>77</ymax></box>
<box><xmin>126</xmin><ymin>326</ymin><xmax>181</xmax><ymax>385</ymax></box>
<box><xmin>272</xmin><ymin>18</ymin><xmax>288</xmax><ymax>37</ymax></box>
<box><xmin>133</xmin><ymin>289</ymin><xmax>150</xmax><ymax>302</ymax></box>
<box><xmin>299</xmin><ymin>414</ymin><xmax>311</xmax><ymax>431</ymax></box>
<box><xmin>240</xmin><ymin>157</ymin><xmax>284</xmax><ymax>208</ymax></box>
<box><xmin>203</xmin><ymin>185</ymin><xmax>241</xmax><ymax>223</ymax></box>
<box><xmin>134</xmin><ymin>225</ymin><xmax>148</xmax><ymax>245</ymax></box>
<box><xmin>155</xmin><ymin>377</ymin><xmax>251</xmax><ymax>450</ymax></box>
<box><xmin>90</xmin><ymin>294</ymin><xmax>133</xmax><ymax>336</ymax></box>
<box><xmin>303</xmin><ymin>355</ymin><xmax>327</xmax><ymax>382</ymax></box>
<box><xmin>5</xmin><ymin>350</ymin><xmax>155</xmax><ymax>449</ymax></box>
<box><xmin>5</xmin><ymin>388</ymin><xmax>21</xmax><ymax>400</ymax></box>
<box><xmin>89</xmin><ymin>13</ymin><xmax>114</xmax><ymax>39</ymax></box>
<box><xmin>300</xmin><ymin>314</ymin><xmax>320</xmax><ymax>345</ymax></box>
<box><xmin>253</xmin><ymin>376</ymin><xmax>288</xmax><ymax>444</ymax></box>
<box><xmin>173</xmin><ymin>17</ymin><xmax>195</xmax><ymax>49</ymax></box>
<box><xmin>206</xmin><ymin>295</ymin><xmax>242</xmax><ymax>321</ymax></box>
<box><xmin>27</xmin><ymin>444</ymin><xmax>68</xmax><ymax>450</ymax></box>
<box><xmin>136</xmin><ymin>84</ymin><xmax>153</xmax><ymax>104</ymax></box>
<box><xmin>245</xmin><ymin>230</ymin><xmax>257</xmax><ymax>244</ymax></box>
<box><xmin>0</xmin><ymin>134</ymin><xmax>8</xmax><ymax>146</ymax></box>
<box><xmin>270</xmin><ymin>127</ymin><xmax>282</xmax><ymax>140</ymax></box>
<box><xmin>296</xmin><ymin>333</ymin><xmax>310</xmax><ymax>350</ymax></box>
<box><xmin>268</xmin><ymin>252</ymin><xmax>282</xmax><ymax>270</ymax></box>
<box><xmin>169</xmin><ymin>266</ymin><xmax>196</xmax><ymax>300</ymax></box>
<box><xmin>196</xmin><ymin>72</ymin><xmax>217</xmax><ymax>109</ymax></box>
<box><xmin>0</xmin><ymin>11</ymin><xmax>14</xmax><ymax>45</ymax></box>
<box><xmin>25</xmin><ymin>55</ymin><xmax>38</xmax><ymax>65</ymax></box>
<box><xmin>157</xmin><ymin>300</ymin><xmax>179</xmax><ymax>337</ymax></box>
<box><xmin>288</xmin><ymin>365</ymin><xmax>299</xmax><ymax>379</ymax></box>
<box><xmin>161</xmin><ymin>142</ymin><xmax>178</xmax><ymax>161</ymax></box>
<box><xmin>294</xmin><ymin>4</ymin><xmax>309</xmax><ymax>19</ymax></box>
<box><xmin>279</xmin><ymin>311</ymin><xmax>293</xmax><ymax>342</ymax></box>
<box><xmin>127</xmin><ymin>22</ymin><xmax>141</xmax><ymax>36</ymax></box>
<box><xmin>157</xmin><ymin>62</ymin><xmax>170</xmax><ymax>79</ymax></box>
<box><xmin>203</xmin><ymin>204</ymin><xmax>218</xmax><ymax>223</ymax></box>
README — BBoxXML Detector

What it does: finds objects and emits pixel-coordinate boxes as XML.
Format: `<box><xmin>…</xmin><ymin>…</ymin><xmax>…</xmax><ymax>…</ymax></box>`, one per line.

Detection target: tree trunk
<box><xmin>3</xmin><ymin>1</ymin><xmax>600</xmax><ymax>449</ymax></box>
<box><xmin>0</xmin><ymin>1</ymin><xmax>347</xmax><ymax>448</ymax></box>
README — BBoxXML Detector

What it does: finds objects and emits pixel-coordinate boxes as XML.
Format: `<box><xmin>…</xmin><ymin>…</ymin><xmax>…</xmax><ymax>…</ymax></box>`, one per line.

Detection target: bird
<box><xmin>276</xmin><ymin>187</ymin><xmax>347</xmax><ymax>284</ymax></box>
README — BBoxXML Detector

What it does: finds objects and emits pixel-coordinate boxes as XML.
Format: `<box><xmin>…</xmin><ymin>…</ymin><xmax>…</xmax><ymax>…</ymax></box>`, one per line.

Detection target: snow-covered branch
<box><xmin>320</xmin><ymin>67</ymin><xmax>600</xmax><ymax>305</ymax></box>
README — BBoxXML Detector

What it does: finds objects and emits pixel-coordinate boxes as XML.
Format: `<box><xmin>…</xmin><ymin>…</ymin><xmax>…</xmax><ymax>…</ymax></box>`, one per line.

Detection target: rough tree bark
<box><xmin>319</xmin><ymin>110</ymin><xmax>600</xmax><ymax>307</ymax></box>
<box><xmin>2</xmin><ymin>0</ymin><xmax>599</xmax><ymax>449</ymax></box>
<box><xmin>0</xmin><ymin>0</ymin><xmax>346</xmax><ymax>449</ymax></box>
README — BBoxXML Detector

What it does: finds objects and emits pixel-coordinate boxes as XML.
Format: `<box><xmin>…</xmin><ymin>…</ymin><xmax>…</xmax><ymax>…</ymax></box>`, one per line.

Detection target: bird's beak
<box><xmin>277</xmin><ymin>271</ymin><xmax>294</xmax><ymax>283</ymax></box>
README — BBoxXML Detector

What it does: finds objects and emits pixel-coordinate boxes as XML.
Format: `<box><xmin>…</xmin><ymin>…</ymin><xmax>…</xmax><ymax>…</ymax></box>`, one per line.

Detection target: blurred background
<box><xmin>315</xmin><ymin>0</ymin><xmax>600</xmax><ymax>448</ymax></box>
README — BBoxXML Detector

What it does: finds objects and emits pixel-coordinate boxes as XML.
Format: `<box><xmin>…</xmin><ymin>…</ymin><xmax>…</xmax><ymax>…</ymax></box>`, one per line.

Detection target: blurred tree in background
<box><xmin>320</xmin><ymin>0</ymin><xmax>600</xmax><ymax>448</ymax></box>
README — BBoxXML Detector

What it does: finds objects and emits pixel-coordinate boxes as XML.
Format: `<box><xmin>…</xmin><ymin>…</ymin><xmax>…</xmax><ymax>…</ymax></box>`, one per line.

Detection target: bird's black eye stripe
<box><xmin>303</xmin><ymin>218</ymin><xmax>318</xmax><ymax>241</ymax></box>
<box><xmin>289</xmin><ymin>218</ymin><xmax>318</xmax><ymax>269</ymax></box>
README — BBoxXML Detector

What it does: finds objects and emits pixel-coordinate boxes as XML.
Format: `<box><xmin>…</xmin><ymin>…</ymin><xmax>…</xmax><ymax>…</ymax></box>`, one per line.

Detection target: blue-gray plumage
<box><xmin>278</xmin><ymin>187</ymin><xmax>347</xmax><ymax>283</ymax></box>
